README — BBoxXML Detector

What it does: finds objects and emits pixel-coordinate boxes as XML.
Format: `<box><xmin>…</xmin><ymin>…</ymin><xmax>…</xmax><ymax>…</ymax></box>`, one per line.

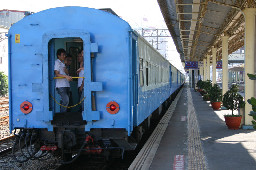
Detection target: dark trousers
<box><xmin>78</xmin><ymin>88</ymin><xmax>84</xmax><ymax>111</ymax></box>
<box><xmin>56</xmin><ymin>87</ymin><xmax>70</xmax><ymax>112</ymax></box>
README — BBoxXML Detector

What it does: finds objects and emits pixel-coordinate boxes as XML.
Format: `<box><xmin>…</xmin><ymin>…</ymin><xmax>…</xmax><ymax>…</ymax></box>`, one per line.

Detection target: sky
<box><xmin>2</xmin><ymin>0</ymin><xmax>184</xmax><ymax>72</ymax></box>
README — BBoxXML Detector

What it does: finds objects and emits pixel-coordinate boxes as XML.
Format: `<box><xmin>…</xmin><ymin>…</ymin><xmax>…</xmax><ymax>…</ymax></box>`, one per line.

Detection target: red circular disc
<box><xmin>20</xmin><ymin>101</ymin><xmax>33</xmax><ymax>114</ymax></box>
<box><xmin>106</xmin><ymin>101</ymin><xmax>120</xmax><ymax>114</ymax></box>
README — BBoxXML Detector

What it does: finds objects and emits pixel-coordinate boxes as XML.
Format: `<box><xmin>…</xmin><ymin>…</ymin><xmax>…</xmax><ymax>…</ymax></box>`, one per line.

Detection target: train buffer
<box><xmin>129</xmin><ymin>86</ymin><xmax>256</xmax><ymax>170</ymax></box>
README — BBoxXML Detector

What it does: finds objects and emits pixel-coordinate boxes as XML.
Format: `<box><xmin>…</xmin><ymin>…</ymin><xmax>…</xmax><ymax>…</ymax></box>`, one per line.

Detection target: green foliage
<box><xmin>247</xmin><ymin>73</ymin><xmax>256</xmax><ymax>129</ymax></box>
<box><xmin>247</xmin><ymin>97</ymin><xmax>256</xmax><ymax>112</ymax></box>
<box><xmin>196</xmin><ymin>80</ymin><xmax>203</xmax><ymax>89</ymax></box>
<box><xmin>224</xmin><ymin>115</ymin><xmax>242</xmax><ymax>117</ymax></box>
<box><xmin>203</xmin><ymin>93</ymin><xmax>210</xmax><ymax>101</ymax></box>
<box><xmin>252</xmin><ymin>121</ymin><xmax>256</xmax><ymax>129</ymax></box>
<box><xmin>0</xmin><ymin>72</ymin><xmax>8</xmax><ymax>97</ymax></box>
<box><xmin>209</xmin><ymin>84</ymin><xmax>222</xmax><ymax>102</ymax></box>
<box><xmin>247</xmin><ymin>73</ymin><xmax>256</xmax><ymax>80</ymax></box>
<box><xmin>201</xmin><ymin>80</ymin><xmax>212</xmax><ymax>93</ymax></box>
<box><xmin>223</xmin><ymin>84</ymin><xmax>245</xmax><ymax>116</ymax></box>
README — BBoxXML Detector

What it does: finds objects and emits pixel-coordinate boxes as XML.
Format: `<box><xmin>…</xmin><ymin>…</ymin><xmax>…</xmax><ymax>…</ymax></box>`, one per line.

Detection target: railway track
<box><xmin>0</xmin><ymin>97</ymin><xmax>14</xmax><ymax>163</ymax></box>
<box><xmin>0</xmin><ymin>116</ymin><xmax>9</xmax><ymax>126</ymax></box>
<box><xmin>0</xmin><ymin>97</ymin><xmax>10</xmax><ymax>140</ymax></box>
<box><xmin>0</xmin><ymin>134</ymin><xmax>61</xmax><ymax>169</ymax></box>
<box><xmin>0</xmin><ymin>97</ymin><xmax>9</xmax><ymax>113</ymax></box>
<box><xmin>0</xmin><ymin>115</ymin><xmax>10</xmax><ymax>140</ymax></box>
<box><xmin>0</xmin><ymin>135</ymin><xmax>14</xmax><ymax>156</ymax></box>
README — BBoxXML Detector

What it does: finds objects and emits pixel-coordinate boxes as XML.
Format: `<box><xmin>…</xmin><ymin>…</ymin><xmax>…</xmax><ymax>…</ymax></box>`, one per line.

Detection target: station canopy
<box><xmin>157</xmin><ymin>0</ymin><xmax>256</xmax><ymax>63</ymax></box>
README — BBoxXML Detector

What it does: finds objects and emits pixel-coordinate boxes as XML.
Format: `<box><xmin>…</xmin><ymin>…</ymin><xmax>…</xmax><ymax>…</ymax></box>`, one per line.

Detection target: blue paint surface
<box><xmin>8</xmin><ymin>7</ymin><xmax>184</xmax><ymax>135</ymax></box>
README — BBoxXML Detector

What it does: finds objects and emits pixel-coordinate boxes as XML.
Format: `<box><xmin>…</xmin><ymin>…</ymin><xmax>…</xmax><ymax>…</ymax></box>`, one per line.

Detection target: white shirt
<box><xmin>54</xmin><ymin>59</ymin><xmax>70</xmax><ymax>88</ymax></box>
<box><xmin>78</xmin><ymin>69</ymin><xmax>84</xmax><ymax>88</ymax></box>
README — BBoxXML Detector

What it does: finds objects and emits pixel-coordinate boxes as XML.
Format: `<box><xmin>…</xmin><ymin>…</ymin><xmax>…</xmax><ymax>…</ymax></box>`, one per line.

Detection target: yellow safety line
<box><xmin>50</xmin><ymin>94</ymin><xmax>85</xmax><ymax>108</ymax></box>
<box><xmin>53</xmin><ymin>77</ymin><xmax>84</xmax><ymax>79</ymax></box>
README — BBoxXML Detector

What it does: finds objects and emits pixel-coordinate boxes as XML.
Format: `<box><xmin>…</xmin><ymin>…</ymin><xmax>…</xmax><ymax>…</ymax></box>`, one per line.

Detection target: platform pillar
<box><xmin>212</xmin><ymin>47</ymin><xmax>217</xmax><ymax>85</ymax></box>
<box><xmin>207</xmin><ymin>55</ymin><xmax>210</xmax><ymax>80</ymax></box>
<box><xmin>203</xmin><ymin>58</ymin><xmax>206</xmax><ymax>81</ymax></box>
<box><xmin>221</xmin><ymin>34</ymin><xmax>229</xmax><ymax>95</ymax></box>
<box><xmin>199</xmin><ymin>65</ymin><xmax>203</xmax><ymax>80</ymax></box>
<box><xmin>243</xmin><ymin>8</ymin><xmax>256</xmax><ymax>125</ymax></box>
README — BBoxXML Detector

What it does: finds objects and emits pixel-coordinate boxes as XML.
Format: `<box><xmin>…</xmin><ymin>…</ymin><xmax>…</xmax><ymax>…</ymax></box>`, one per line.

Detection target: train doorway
<box><xmin>42</xmin><ymin>31</ymin><xmax>100</xmax><ymax>124</ymax></box>
<box><xmin>48</xmin><ymin>38</ymin><xmax>84</xmax><ymax>115</ymax></box>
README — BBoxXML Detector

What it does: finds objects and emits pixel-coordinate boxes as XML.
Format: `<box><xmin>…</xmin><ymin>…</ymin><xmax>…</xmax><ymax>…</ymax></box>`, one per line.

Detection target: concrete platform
<box><xmin>149</xmin><ymin>86</ymin><xmax>256</xmax><ymax>170</ymax></box>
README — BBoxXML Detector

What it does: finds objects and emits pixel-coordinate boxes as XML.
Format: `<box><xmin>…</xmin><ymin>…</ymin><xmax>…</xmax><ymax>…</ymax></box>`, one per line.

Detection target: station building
<box><xmin>0</xmin><ymin>9</ymin><xmax>31</xmax><ymax>75</ymax></box>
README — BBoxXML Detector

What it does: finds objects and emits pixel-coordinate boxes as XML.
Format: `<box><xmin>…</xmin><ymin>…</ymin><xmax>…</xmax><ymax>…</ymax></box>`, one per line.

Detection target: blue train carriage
<box><xmin>131</xmin><ymin>34</ymin><xmax>185</xmax><ymax>142</ymax></box>
<box><xmin>136</xmin><ymin>35</ymin><xmax>181</xmax><ymax>127</ymax></box>
<box><xmin>8</xmin><ymin>6</ymin><xmax>184</xmax><ymax>162</ymax></box>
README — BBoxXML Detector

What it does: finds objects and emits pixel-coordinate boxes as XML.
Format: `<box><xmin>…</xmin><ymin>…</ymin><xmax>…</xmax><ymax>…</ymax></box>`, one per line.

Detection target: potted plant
<box><xmin>196</xmin><ymin>80</ymin><xmax>203</xmax><ymax>92</ymax></box>
<box><xmin>223</xmin><ymin>84</ymin><xmax>245</xmax><ymax>129</ymax></box>
<box><xmin>203</xmin><ymin>93</ymin><xmax>210</xmax><ymax>101</ymax></box>
<box><xmin>209</xmin><ymin>84</ymin><xmax>222</xmax><ymax>110</ymax></box>
<box><xmin>202</xmin><ymin>80</ymin><xmax>212</xmax><ymax>101</ymax></box>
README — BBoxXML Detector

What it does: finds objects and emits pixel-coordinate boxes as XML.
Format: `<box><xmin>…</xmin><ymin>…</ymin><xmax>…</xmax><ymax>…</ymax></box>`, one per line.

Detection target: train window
<box><xmin>146</xmin><ymin>61</ymin><xmax>149</xmax><ymax>86</ymax></box>
<box><xmin>171</xmin><ymin>71</ymin><xmax>173</xmax><ymax>83</ymax></box>
<box><xmin>139</xmin><ymin>58</ymin><xmax>144</xmax><ymax>87</ymax></box>
<box><xmin>149</xmin><ymin>63</ymin><xmax>152</xmax><ymax>85</ymax></box>
<box><xmin>163</xmin><ymin>69</ymin><xmax>165</xmax><ymax>83</ymax></box>
<box><xmin>158</xmin><ymin>66</ymin><xmax>160</xmax><ymax>83</ymax></box>
<box><xmin>155</xmin><ymin>65</ymin><xmax>157</xmax><ymax>85</ymax></box>
<box><xmin>161</xmin><ymin>67</ymin><xmax>163</xmax><ymax>83</ymax></box>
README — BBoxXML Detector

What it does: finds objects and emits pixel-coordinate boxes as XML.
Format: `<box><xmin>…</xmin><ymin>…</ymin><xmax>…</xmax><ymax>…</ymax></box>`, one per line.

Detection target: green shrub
<box><xmin>196</xmin><ymin>80</ymin><xmax>203</xmax><ymax>89</ymax></box>
<box><xmin>209</xmin><ymin>84</ymin><xmax>222</xmax><ymax>102</ymax></box>
<box><xmin>201</xmin><ymin>80</ymin><xmax>212</xmax><ymax>94</ymax></box>
<box><xmin>223</xmin><ymin>84</ymin><xmax>244</xmax><ymax>116</ymax></box>
<box><xmin>247</xmin><ymin>73</ymin><xmax>256</xmax><ymax>129</ymax></box>
<box><xmin>0</xmin><ymin>72</ymin><xmax>8</xmax><ymax>97</ymax></box>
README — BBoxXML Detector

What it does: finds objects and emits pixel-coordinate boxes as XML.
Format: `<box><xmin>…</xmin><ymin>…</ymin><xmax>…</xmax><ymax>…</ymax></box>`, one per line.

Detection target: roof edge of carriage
<box><xmin>8</xmin><ymin>6</ymin><xmax>183</xmax><ymax>74</ymax></box>
<box><xmin>9</xmin><ymin>6</ymin><xmax>132</xmax><ymax>32</ymax></box>
<box><xmin>133</xmin><ymin>30</ymin><xmax>183</xmax><ymax>73</ymax></box>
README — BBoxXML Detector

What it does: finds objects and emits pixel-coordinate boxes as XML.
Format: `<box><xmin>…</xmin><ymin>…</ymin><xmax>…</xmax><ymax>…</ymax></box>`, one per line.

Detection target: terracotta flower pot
<box><xmin>211</xmin><ymin>102</ymin><xmax>221</xmax><ymax>110</ymax></box>
<box><xmin>224</xmin><ymin>116</ymin><xmax>242</xmax><ymax>130</ymax></box>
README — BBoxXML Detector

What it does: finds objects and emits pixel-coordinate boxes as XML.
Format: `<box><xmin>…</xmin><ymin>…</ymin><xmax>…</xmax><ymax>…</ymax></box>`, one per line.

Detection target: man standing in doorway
<box><xmin>54</xmin><ymin>48</ymin><xmax>73</xmax><ymax>112</ymax></box>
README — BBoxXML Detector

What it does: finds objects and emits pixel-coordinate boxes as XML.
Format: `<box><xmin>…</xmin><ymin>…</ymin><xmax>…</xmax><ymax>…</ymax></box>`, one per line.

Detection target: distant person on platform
<box><xmin>54</xmin><ymin>48</ymin><xmax>72</xmax><ymax>112</ymax></box>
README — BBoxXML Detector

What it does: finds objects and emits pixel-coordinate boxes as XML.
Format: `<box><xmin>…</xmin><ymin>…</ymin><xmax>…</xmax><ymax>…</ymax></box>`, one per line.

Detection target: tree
<box><xmin>0</xmin><ymin>72</ymin><xmax>8</xmax><ymax>97</ymax></box>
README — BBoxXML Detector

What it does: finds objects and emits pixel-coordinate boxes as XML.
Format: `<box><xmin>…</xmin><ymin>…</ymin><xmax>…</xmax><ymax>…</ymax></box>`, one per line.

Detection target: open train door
<box><xmin>170</xmin><ymin>65</ymin><xmax>172</xmax><ymax>88</ymax></box>
<box><xmin>42</xmin><ymin>30</ymin><xmax>102</xmax><ymax>127</ymax></box>
<box><xmin>129</xmin><ymin>32</ymin><xmax>138</xmax><ymax>135</ymax></box>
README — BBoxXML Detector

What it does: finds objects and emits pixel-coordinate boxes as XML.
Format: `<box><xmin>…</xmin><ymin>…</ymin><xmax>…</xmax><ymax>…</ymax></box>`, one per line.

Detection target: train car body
<box><xmin>8</xmin><ymin>7</ymin><xmax>184</xmax><ymax>162</ymax></box>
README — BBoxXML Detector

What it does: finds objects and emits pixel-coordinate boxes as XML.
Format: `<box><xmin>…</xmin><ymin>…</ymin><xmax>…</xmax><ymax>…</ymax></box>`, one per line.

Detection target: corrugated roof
<box><xmin>157</xmin><ymin>0</ymin><xmax>254</xmax><ymax>63</ymax></box>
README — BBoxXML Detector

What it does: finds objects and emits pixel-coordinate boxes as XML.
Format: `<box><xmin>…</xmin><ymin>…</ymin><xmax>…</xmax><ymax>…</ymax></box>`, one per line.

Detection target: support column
<box><xmin>243</xmin><ymin>8</ymin><xmax>256</xmax><ymax>125</ymax></box>
<box><xmin>189</xmin><ymin>69</ymin><xmax>192</xmax><ymax>87</ymax></box>
<box><xmin>222</xmin><ymin>34</ymin><xmax>229</xmax><ymax>95</ymax></box>
<box><xmin>229</xmin><ymin>71</ymin><xmax>232</xmax><ymax>84</ymax></box>
<box><xmin>203</xmin><ymin>58</ymin><xmax>206</xmax><ymax>81</ymax></box>
<box><xmin>182</xmin><ymin>62</ymin><xmax>185</xmax><ymax>69</ymax></box>
<box><xmin>195</xmin><ymin>69</ymin><xmax>198</xmax><ymax>84</ymax></box>
<box><xmin>199</xmin><ymin>66</ymin><xmax>203</xmax><ymax>80</ymax></box>
<box><xmin>207</xmin><ymin>55</ymin><xmax>210</xmax><ymax>80</ymax></box>
<box><xmin>212</xmin><ymin>47</ymin><xmax>217</xmax><ymax>85</ymax></box>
